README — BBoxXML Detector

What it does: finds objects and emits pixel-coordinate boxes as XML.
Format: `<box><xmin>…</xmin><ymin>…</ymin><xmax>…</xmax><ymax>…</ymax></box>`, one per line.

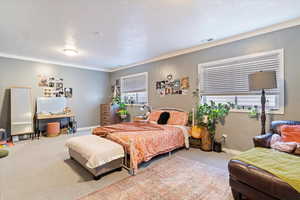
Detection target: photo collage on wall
<box><xmin>156</xmin><ymin>76</ymin><xmax>189</xmax><ymax>97</ymax></box>
<box><xmin>38</xmin><ymin>75</ymin><xmax>73</xmax><ymax>98</ymax></box>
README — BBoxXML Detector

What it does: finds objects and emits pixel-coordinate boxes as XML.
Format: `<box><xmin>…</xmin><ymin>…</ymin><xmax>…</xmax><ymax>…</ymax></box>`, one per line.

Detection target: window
<box><xmin>198</xmin><ymin>49</ymin><xmax>284</xmax><ymax>113</ymax></box>
<box><xmin>120</xmin><ymin>72</ymin><xmax>148</xmax><ymax>105</ymax></box>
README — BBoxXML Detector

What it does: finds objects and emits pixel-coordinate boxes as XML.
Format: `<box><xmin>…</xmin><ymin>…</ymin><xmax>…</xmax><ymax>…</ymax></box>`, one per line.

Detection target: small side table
<box><xmin>189</xmin><ymin>137</ymin><xmax>202</xmax><ymax>148</ymax></box>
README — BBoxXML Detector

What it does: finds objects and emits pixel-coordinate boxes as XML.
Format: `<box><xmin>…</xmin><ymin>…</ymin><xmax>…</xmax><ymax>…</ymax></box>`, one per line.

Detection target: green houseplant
<box><xmin>194</xmin><ymin>101</ymin><xmax>233</xmax><ymax>151</ymax></box>
<box><xmin>117</xmin><ymin>103</ymin><xmax>129</xmax><ymax>120</ymax></box>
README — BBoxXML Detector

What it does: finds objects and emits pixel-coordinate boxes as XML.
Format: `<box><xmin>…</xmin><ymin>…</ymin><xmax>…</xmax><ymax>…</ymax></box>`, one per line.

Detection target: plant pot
<box><xmin>120</xmin><ymin>114</ymin><xmax>127</xmax><ymax>120</ymax></box>
<box><xmin>213</xmin><ymin>141</ymin><xmax>222</xmax><ymax>153</ymax></box>
<box><xmin>201</xmin><ymin>129</ymin><xmax>212</xmax><ymax>151</ymax></box>
<box><xmin>190</xmin><ymin>126</ymin><xmax>206</xmax><ymax>139</ymax></box>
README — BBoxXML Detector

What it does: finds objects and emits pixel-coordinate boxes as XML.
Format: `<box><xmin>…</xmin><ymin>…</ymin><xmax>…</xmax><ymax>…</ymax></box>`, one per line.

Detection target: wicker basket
<box><xmin>47</xmin><ymin>122</ymin><xmax>60</xmax><ymax>137</ymax></box>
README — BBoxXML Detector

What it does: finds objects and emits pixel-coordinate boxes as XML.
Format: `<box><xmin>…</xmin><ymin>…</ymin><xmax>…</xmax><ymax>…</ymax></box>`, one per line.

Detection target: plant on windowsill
<box><xmin>117</xmin><ymin>103</ymin><xmax>129</xmax><ymax>120</ymax></box>
<box><xmin>195</xmin><ymin>101</ymin><xmax>233</xmax><ymax>151</ymax></box>
<box><xmin>112</xmin><ymin>96</ymin><xmax>121</xmax><ymax>105</ymax></box>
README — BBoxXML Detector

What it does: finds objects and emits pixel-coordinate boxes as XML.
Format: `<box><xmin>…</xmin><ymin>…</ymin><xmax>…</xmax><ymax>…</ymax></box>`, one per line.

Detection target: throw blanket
<box><xmin>106</xmin><ymin>125</ymin><xmax>185</xmax><ymax>170</ymax></box>
<box><xmin>232</xmin><ymin>147</ymin><xmax>300</xmax><ymax>193</ymax></box>
<box><xmin>93</xmin><ymin>122</ymin><xmax>163</xmax><ymax>137</ymax></box>
<box><xmin>93</xmin><ymin>122</ymin><xmax>188</xmax><ymax>171</ymax></box>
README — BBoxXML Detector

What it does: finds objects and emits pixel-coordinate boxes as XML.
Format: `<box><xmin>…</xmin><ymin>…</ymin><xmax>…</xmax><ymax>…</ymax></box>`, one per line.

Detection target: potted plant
<box><xmin>117</xmin><ymin>103</ymin><xmax>129</xmax><ymax>120</ymax></box>
<box><xmin>194</xmin><ymin>101</ymin><xmax>233</xmax><ymax>151</ymax></box>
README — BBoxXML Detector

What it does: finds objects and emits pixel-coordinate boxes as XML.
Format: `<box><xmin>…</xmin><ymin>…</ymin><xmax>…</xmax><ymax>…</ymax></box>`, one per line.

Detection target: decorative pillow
<box><xmin>271</xmin><ymin>141</ymin><xmax>298</xmax><ymax>153</ymax></box>
<box><xmin>281</xmin><ymin>125</ymin><xmax>300</xmax><ymax>143</ymax></box>
<box><xmin>167</xmin><ymin>111</ymin><xmax>189</xmax><ymax>126</ymax></box>
<box><xmin>270</xmin><ymin>134</ymin><xmax>282</xmax><ymax>146</ymax></box>
<box><xmin>147</xmin><ymin>110</ymin><xmax>163</xmax><ymax>123</ymax></box>
<box><xmin>157</xmin><ymin>112</ymin><xmax>170</xmax><ymax>125</ymax></box>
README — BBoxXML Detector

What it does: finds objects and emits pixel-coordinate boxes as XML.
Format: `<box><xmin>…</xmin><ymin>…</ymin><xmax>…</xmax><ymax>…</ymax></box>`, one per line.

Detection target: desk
<box><xmin>34</xmin><ymin>113</ymin><xmax>75</xmax><ymax>139</ymax></box>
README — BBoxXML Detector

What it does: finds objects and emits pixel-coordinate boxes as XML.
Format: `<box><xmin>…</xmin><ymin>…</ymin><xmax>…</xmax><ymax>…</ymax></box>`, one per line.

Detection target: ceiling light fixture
<box><xmin>201</xmin><ymin>38</ymin><xmax>214</xmax><ymax>43</ymax></box>
<box><xmin>63</xmin><ymin>48</ymin><xmax>78</xmax><ymax>56</ymax></box>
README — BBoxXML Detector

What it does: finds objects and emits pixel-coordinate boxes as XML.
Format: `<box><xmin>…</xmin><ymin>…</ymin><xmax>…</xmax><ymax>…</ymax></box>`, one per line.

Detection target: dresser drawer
<box><xmin>101</xmin><ymin>121</ymin><xmax>111</xmax><ymax>126</ymax></box>
<box><xmin>101</xmin><ymin>111</ymin><xmax>111</xmax><ymax>116</ymax></box>
<box><xmin>101</xmin><ymin>115</ymin><xmax>111</xmax><ymax>121</ymax></box>
<box><xmin>101</xmin><ymin>104</ymin><xmax>110</xmax><ymax>111</ymax></box>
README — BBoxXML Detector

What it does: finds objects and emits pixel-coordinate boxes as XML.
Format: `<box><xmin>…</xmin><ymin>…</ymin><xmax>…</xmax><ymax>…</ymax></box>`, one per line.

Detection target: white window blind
<box><xmin>198</xmin><ymin>49</ymin><xmax>284</xmax><ymax>113</ymax></box>
<box><xmin>120</xmin><ymin>72</ymin><xmax>148</xmax><ymax>104</ymax></box>
<box><xmin>199</xmin><ymin>50</ymin><xmax>283</xmax><ymax>95</ymax></box>
<box><xmin>122</xmin><ymin>73</ymin><xmax>147</xmax><ymax>93</ymax></box>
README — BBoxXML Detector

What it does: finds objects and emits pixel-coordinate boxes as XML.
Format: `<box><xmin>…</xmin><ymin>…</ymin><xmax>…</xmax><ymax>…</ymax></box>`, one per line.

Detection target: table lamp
<box><xmin>140</xmin><ymin>105</ymin><xmax>152</xmax><ymax>119</ymax></box>
<box><xmin>248</xmin><ymin>71</ymin><xmax>277</xmax><ymax>135</ymax></box>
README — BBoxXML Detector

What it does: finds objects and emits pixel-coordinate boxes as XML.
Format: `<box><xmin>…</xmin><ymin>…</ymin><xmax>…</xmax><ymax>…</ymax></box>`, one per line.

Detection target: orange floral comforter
<box><xmin>95</xmin><ymin>122</ymin><xmax>185</xmax><ymax>170</ymax></box>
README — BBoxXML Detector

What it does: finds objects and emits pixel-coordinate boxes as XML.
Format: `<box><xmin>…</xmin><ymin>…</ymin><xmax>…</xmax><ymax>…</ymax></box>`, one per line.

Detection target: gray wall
<box><xmin>110</xmin><ymin>25</ymin><xmax>300</xmax><ymax>151</ymax></box>
<box><xmin>0</xmin><ymin>58</ymin><xmax>110</xmax><ymax>134</ymax></box>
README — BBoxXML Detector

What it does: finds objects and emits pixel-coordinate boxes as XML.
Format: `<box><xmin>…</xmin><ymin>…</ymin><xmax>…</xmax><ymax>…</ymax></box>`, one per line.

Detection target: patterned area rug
<box><xmin>79</xmin><ymin>156</ymin><xmax>233</xmax><ymax>200</ymax></box>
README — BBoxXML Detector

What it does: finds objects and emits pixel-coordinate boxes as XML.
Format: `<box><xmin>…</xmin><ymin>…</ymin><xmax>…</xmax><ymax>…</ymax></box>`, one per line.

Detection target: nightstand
<box><xmin>189</xmin><ymin>137</ymin><xmax>202</xmax><ymax>148</ymax></box>
<box><xmin>133</xmin><ymin>115</ymin><xmax>147</xmax><ymax>122</ymax></box>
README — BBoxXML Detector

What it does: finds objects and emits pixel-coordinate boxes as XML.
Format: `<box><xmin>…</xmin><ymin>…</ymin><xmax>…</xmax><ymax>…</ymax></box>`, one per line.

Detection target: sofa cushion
<box><xmin>281</xmin><ymin>125</ymin><xmax>300</xmax><ymax>143</ymax></box>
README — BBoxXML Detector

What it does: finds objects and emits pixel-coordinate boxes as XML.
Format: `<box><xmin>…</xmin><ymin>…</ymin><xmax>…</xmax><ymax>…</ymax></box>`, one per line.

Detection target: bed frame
<box><xmin>121</xmin><ymin>107</ymin><xmax>188</xmax><ymax>176</ymax></box>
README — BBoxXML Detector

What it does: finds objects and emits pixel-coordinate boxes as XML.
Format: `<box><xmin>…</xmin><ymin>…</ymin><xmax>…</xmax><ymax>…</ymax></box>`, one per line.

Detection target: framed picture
<box><xmin>160</xmin><ymin>81</ymin><xmax>166</xmax><ymax>89</ymax></box>
<box><xmin>156</xmin><ymin>81</ymin><xmax>161</xmax><ymax>89</ymax></box>
<box><xmin>64</xmin><ymin>88</ymin><xmax>73</xmax><ymax>98</ymax></box>
<box><xmin>181</xmin><ymin>77</ymin><xmax>190</xmax><ymax>89</ymax></box>
<box><xmin>38</xmin><ymin>75</ymin><xmax>48</xmax><ymax>87</ymax></box>
<box><xmin>173</xmin><ymin>79</ymin><xmax>180</xmax><ymax>90</ymax></box>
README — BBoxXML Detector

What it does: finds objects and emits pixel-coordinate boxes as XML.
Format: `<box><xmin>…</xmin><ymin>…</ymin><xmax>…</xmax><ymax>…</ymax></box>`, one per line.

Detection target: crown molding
<box><xmin>0</xmin><ymin>53</ymin><xmax>111</xmax><ymax>72</ymax></box>
<box><xmin>1</xmin><ymin>17</ymin><xmax>300</xmax><ymax>73</ymax></box>
<box><xmin>109</xmin><ymin>17</ymin><xmax>300</xmax><ymax>72</ymax></box>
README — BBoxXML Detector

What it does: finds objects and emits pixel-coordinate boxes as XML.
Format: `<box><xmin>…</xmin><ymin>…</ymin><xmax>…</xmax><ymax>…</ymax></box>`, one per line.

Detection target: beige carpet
<box><xmin>0</xmin><ymin>131</ymin><xmax>233</xmax><ymax>200</ymax></box>
<box><xmin>79</xmin><ymin>156</ymin><xmax>233</xmax><ymax>200</ymax></box>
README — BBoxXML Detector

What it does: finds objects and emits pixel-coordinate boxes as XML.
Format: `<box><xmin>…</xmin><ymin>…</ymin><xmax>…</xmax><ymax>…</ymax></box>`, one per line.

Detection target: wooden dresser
<box><xmin>100</xmin><ymin>104</ymin><xmax>121</xmax><ymax>126</ymax></box>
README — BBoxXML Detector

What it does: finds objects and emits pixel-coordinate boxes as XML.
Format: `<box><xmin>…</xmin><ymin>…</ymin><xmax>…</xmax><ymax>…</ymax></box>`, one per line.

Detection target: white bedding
<box><xmin>66</xmin><ymin>135</ymin><xmax>124</xmax><ymax>169</ymax></box>
<box><xmin>169</xmin><ymin>125</ymin><xmax>190</xmax><ymax>149</ymax></box>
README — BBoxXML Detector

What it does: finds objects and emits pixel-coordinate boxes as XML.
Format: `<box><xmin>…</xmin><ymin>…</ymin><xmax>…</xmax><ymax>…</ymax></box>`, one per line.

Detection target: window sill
<box><xmin>230</xmin><ymin>109</ymin><xmax>284</xmax><ymax>115</ymax></box>
<box><xmin>125</xmin><ymin>104</ymin><xmax>148</xmax><ymax>107</ymax></box>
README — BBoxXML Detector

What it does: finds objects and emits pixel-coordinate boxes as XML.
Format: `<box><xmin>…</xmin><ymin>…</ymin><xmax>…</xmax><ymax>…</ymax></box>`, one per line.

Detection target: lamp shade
<box><xmin>248</xmin><ymin>71</ymin><xmax>277</xmax><ymax>91</ymax></box>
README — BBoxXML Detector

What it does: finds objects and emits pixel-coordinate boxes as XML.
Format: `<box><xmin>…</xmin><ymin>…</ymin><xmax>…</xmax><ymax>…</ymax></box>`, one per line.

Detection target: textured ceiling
<box><xmin>0</xmin><ymin>0</ymin><xmax>300</xmax><ymax>71</ymax></box>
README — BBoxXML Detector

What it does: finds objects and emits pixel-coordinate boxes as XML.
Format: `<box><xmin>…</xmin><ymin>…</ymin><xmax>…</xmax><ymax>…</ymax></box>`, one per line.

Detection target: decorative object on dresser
<box><xmin>248</xmin><ymin>70</ymin><xmax>277</xmax><ymax>135</ymax></box>
<box><xmin>100</xmin><ymin>104</ymin><xmax>121</xmax><ymax>126</ymax></box>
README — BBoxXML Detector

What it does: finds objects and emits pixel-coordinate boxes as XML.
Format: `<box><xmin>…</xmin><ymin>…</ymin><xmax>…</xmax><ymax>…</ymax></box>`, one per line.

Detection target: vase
<box><xmin>120</xmin><ymin>115</ymin><xmax>127</xmax><ymax>120</ymax></box>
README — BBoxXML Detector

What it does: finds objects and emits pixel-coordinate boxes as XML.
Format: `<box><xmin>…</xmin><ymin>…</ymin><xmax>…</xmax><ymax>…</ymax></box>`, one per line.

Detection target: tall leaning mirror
<box><xmin>10</xmin><ymin>87</ymin><xmax>34</xmax><ymax>137</ymax></box>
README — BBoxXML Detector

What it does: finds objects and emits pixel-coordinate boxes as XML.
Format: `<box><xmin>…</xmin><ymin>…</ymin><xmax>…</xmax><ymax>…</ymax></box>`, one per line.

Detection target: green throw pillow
<box><xmin>0</xmin><ymin>150</ymin><xmax>9</xmax><ymax>158</ymax></box>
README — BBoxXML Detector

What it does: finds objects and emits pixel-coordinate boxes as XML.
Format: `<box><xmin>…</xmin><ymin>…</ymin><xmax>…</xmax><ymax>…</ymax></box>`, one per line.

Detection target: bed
<box><xmin>93</xmin><ymin>108</ymin><xmax>190</xmax><ymax>175</ymax></box>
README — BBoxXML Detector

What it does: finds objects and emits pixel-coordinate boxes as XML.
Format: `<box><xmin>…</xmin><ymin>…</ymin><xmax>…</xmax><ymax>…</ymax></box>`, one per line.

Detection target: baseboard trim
<box><xmin>223</xmin><ymin>148</ymin><xmax>243</xmax><ymax>155</ymax></box>
<box><xmin>77</xmin><ymin>125</ymin><xmax>99</xmax><ymax>132</ymax></box>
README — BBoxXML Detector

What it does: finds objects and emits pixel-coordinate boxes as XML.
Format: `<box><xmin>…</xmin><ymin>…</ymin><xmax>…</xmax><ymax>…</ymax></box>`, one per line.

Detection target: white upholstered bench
<box><xmin>66</xmin><ymin>135</ymin><xmax>124</xmax><ymax>180</ymax></box>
